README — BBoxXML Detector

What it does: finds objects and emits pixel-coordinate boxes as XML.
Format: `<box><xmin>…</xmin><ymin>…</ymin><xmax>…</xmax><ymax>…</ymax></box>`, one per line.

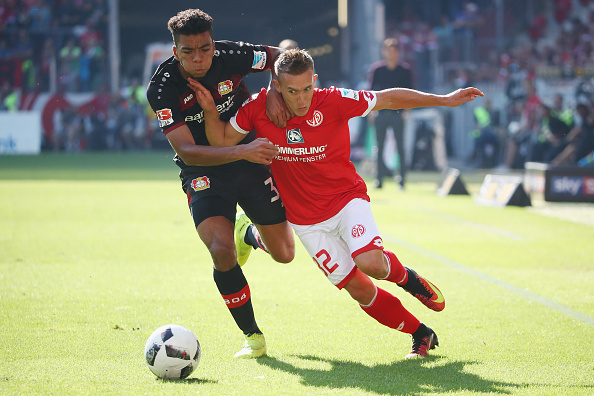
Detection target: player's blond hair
<box><xmin>275</xmin><ymin>49</ymin><xmax>314</xmax><ymax>77</ymax></box>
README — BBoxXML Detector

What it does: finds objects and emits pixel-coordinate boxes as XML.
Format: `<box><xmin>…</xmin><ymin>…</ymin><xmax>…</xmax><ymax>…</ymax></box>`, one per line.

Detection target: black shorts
<box><xmin>183</xmin><ymin>164</ymin><xmax>286</xmax><ymax>228</ymax></box>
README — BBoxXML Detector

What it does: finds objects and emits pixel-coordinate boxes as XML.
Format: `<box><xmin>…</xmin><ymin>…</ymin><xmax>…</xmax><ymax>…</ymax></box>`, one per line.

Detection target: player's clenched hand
<box><xmin>187</xmin><ymin>78</ymin><xmax>217</xmax><ymax>114</ymax></box>
<box><xmin>266</xmin><ymin>89</ymin><xmax>291</xmax><ymax>128</ymax></box>
<box><xmin>242</xmin><ymin>138</ymin><xmax>279</xmax><ymax>164</ymax></box>
<box><xmin>444</xmin><ymin>87</ymin><xmax>485</xmax><ymax>107</ymax></box>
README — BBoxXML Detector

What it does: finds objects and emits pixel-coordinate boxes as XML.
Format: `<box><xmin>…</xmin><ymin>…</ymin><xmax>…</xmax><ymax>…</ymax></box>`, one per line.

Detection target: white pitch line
<box><xmin>415</xmin><ymin>206</ymin><xmax>523</xmax><ymax>240</ymax></box>
<box><xmin>383</xmin><ymin>234</ymin><xmax>594</xmax><ymax>326</ymax></box>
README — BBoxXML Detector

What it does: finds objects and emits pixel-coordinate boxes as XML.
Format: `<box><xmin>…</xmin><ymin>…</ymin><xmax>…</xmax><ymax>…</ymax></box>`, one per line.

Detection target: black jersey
<box><xmin>146</xmin><ymin>40</ymin><xmax>273</xmax><ymax>178</ymax></box>
<box><xmin>368</xmin><ymin>61</ymin><xmax>413</xmax><ymax>91</ymax></box>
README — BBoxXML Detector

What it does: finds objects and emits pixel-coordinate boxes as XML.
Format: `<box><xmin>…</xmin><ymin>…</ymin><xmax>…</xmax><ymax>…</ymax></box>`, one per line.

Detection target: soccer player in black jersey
<box><xmin>146</xmin><ymin>8</ymin><xmax>294</xmax><ymax>358</ymax></box>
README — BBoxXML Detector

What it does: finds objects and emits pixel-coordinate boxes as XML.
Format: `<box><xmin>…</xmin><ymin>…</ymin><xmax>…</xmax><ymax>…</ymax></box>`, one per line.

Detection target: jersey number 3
<box><xmin>264</xmin><ymin>177</ymin><xmax>280</xmax><ymax>203</ymax></box>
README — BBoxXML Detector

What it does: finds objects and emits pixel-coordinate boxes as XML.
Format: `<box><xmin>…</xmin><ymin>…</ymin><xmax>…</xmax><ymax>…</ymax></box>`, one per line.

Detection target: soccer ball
<box><xmin>144</xmin><ymin>324</ymin><xmax>201</xmax><ymax>379</ymax></box>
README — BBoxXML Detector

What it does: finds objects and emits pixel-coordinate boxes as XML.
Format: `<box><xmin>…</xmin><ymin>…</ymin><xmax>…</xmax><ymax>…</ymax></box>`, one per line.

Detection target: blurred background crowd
<box><xmin>0</xmin><ymin>0</ymin><xmax>593</xmax><ymax>170</ymax></box>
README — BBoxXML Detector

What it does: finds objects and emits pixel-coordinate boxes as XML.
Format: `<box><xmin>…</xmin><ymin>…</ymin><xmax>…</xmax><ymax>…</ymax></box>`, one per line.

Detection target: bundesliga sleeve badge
<box><xmin>156</xmin><ymin>108</ymin><xmax>174</xmax><ymax>128</ymax></box>
<box><xmin>251</xmin><ymin>51</ymin><xmax>267</xmax><ymax>70</ymax></box>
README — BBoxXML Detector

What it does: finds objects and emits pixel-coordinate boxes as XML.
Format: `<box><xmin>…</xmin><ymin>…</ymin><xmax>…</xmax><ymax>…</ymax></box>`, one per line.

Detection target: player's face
<box><xmin>174</xmin><ymin>32</ymin><xmax>215</xmax><ymax>79</ymax></box>
<box><xmin>276</xmin><ymin>70</ymin><xmax>318</xmax><ymax>117</ymax></box>
<box><xmin>382</xmin><ymin>45</ymin><xmax>398</xmax><ymax>63</ymax></box>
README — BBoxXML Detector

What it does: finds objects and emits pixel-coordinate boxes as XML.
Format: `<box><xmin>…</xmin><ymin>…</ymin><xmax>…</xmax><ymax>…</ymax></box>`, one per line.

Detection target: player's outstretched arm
<box><xmin>372</xmin><ymin>87</ymin><xmax>484</xmax><ymax>111</ymax></box>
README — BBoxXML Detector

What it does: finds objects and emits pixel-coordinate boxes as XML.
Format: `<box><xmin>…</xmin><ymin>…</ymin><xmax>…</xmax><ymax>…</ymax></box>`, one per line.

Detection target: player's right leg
<box><xmin>255</xmin><ymin>221</ymin><xmax>294</xmax><ymax>263</ymax></box>
<box><xmin>292</xmin><ymin>218</ymin><xmax>438</xmax><ymax>359</ymax></box>
<box><xmin>339</xmin><ymin>199</ymin><xmax>445</xmax><ymax>312</ymax></box>
<box><xmin>187</xmin><ymin>179</ymin><xmax>266</xmax><ymax>358</ymax></box>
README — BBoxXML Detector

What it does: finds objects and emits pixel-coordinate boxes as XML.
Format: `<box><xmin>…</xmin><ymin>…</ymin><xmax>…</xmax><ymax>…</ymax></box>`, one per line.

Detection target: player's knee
<box><xmin>270</xmin><ymin>243</ymin><xmax>295</xmax><ymax>264</ymax></box>
<box><xmin>357</xmin><ymin>258</ymin><xmax>388</xmax><ymax>279</ymax></box>
<box><xmin>345</xmin><ymin>275</ymin><xmax>376</xmax><ymax>305</ymax></box>
<box><xmin>208</xmin><ymin>241</ymin><xmax>237</xmax><ymax>270</ymax></box>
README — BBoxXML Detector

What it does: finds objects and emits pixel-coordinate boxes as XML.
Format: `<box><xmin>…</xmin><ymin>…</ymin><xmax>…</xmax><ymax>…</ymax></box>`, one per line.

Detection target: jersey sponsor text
<box><xmin>276</xmin><ymin>145</ymin><xmax>327</xmax><ymax>155</ymax></box>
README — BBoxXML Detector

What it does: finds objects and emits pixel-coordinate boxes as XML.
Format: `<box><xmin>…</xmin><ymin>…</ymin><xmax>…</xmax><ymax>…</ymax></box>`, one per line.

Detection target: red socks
<box><xmin>381</xmin><ymin>250</ymin><xmax>408</xmax><ymax>285</ymax></box>
<box><xmin>360</xmin><ymin>287</ymin><xmax>420</xmax><ymax>334</ymax></box>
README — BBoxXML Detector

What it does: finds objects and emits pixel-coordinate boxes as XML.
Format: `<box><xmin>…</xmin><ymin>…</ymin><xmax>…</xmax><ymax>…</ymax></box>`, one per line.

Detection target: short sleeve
<box><xmin>230</xmin><ymin>89</ymin><xmax>267</xmax><ymax>134</ymax></box>
<box><xmin>216</xmin><ymin>41</ymin><xmax>273</xmax><ymax>76</ymax></box>
<box><xmin>147</xmin><ymin>83</ymin><xmax>185</xmax><ymax>135</ymax></box>
<box><xmin>332</xmin><ymin>87</ymin><xmax>377</xmax><ymax>119</ymax></box>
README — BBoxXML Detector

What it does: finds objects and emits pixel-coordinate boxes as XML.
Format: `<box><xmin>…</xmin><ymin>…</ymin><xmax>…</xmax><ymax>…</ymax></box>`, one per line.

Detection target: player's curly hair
<box><xmin>167</xmin><ymin>9</ymin><xmax>213</xmax><ymax>45</ymax></box>
<box><xmin>275</xmin><ymin>49</ymin><xmax>314</xmax><ymax>77</ymax></box>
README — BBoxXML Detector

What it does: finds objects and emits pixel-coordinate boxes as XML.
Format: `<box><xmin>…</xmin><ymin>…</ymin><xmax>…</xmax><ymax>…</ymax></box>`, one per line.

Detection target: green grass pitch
<box><xmin>0</xmin><ymin>152</ymin><xmax>592</xmax><ymax>395</ymax></box>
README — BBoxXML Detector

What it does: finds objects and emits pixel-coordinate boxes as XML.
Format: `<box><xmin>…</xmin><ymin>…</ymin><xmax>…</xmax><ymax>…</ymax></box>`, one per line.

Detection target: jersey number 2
<box><xmin>313</xmin><ymin>249</ymin><xmax>338</xmax><ymax>277</ymax></box>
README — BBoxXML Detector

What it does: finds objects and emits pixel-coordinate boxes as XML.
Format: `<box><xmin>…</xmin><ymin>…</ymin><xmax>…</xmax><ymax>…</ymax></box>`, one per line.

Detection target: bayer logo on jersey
<box><xmin>287</xmin><ymin>128</ymin><xmax>304</xmax><ymax>144</ymax></box>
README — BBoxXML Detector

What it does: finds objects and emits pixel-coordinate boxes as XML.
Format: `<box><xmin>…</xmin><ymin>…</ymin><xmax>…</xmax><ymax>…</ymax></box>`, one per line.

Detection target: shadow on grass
<box><xmin>257</xmin><ymin>354</ymin><xmax>519</xmax><ymax>395</ymax></box>
<box><xmin>158</xmin><ymin>377</ymin><xmax>218</xmax><ymax>384</ymax></box>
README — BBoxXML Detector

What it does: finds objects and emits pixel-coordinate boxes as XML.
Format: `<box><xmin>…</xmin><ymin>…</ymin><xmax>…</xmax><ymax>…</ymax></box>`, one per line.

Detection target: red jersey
<box><xmin>231</xmin><ymin>87</ymin><xmax>377</xmax><ymax>225</ymax></box>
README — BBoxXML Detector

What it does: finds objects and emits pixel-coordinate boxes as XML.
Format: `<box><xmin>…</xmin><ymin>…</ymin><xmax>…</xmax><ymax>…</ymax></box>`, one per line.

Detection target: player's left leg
<box><xmin>344</xmin><ymin>268</ymin><xmax>439</xmax><ymax>359</ymax></box>
<box><xmin>393</xmin><ymin>115</ymin><xmax>406</xmax><ymax>189</ymax></box>
<box><xmin>235</xmin><ymin>214</ymin><xmax>295</xmax><ymax>264</ymax></box>
<box><xmin>354</xmin><ymin>249</ymin><xmax>445</xmax><ymax>312</ymax></box>
<box><xmin>236</xmin><ymin>168</ymin><xmax>294</xmax><ymax>265</ymax></box>
<box><xmin>255</xmin><ymin>221</ymin><xmax>295</xmax><ymax>263</ymax></box>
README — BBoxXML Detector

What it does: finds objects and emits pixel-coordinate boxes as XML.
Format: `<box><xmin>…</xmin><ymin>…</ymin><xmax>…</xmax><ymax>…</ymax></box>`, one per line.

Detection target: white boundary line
<box><xmin>414</xmin><ymin>206</ymin><xmax>523</xmax><ymax>240</ymax></box>
<box><xmin>383</xmin><ymin>234</ymin><xmax>594</xmax><ymax>326</ymax></box>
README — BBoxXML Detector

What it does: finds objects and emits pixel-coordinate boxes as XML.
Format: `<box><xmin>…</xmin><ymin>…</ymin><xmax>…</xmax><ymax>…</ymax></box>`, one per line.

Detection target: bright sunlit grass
<box><xmin>0</xmin><ymin>153</ymin><xmax>592</xmax><ymax>395</ymax></box>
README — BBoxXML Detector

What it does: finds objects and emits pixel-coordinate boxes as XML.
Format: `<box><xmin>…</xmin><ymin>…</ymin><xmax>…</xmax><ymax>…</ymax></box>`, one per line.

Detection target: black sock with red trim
<box><xmin>213</xmin><ymin>264</ymin><xmax>261</xmax><ymax>335</ymax></box>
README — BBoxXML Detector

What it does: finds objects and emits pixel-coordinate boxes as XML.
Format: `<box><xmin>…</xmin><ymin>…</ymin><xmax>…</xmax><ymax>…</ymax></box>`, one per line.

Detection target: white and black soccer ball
<box><xmin>144</xmin><ymin>324</ymin><xmax>201</xmax><ymax>379</ymax></box>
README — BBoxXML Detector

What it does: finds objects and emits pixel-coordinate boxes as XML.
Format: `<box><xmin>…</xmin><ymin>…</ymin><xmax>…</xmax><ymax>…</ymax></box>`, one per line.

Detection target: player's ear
<box><xmin>272</xmin><ymin>79</ymin><xmax>280</xmax><ymax>91</ymax></box>
<box><xmin>313</xmin><ymin>74</ymin><xmax>318</xmax><ymax>85</ymax></box>
<box><xmin>173</xmin><ymin>45</ymin><xmax>179</xmax><ymax>61</ymax></box>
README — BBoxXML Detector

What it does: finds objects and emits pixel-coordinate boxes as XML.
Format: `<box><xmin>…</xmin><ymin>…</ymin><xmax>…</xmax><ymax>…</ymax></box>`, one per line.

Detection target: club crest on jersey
<box><xmin>252</xmin><ymin>51</ymin><xmax>267</xmax><ymax>70</ymax></box>
<box><xmin>306</xmin><ymin>110</ymin><xmax>323</xmax><ymax>127</ymax></box>
<box><xmin>156</xmin><ymin>108</ymin><xmax>173</xmax><ymax>127</ymax></box>
<box><xmin>287</xmin><ymin>129</ymin><xmax>304</xmax><ymax>144</ymax></box>
<box><xmin>351</xmin><ymin>224</ymin><xmax>366</xmax><ymax>238</ymax></box>
<box><xmin>218</xmin><ymin>80</ymin><xmax>233</xmax><ymax>95</ymax></box>
<box><xmin>190</xmin><ymin>176</ymin><xmax>210</xmax><ymax>191</ymax></box>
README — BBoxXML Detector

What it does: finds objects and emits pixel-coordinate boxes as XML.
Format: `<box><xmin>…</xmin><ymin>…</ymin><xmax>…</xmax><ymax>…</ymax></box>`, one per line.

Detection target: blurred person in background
<box><xmin>552</xmin><ymin>102</ymin><xmax>594</xmax><ymax>166</ymax></box>
<box><xmin>541</xmin><ymin>102</ymin><xmax>572</xmax><ymax>162</ymax></box>
<box><xmin>467</xmin><ymin>97</ymin><xmax>500</xmax><ymax>168</ymax></box>
<box><xmin>278</xmin><ymin>38</ymin><xmax>298</xmax><ymax>50</ymax></box>
<box><xmin>59</xmin><ymin>37</ymin><xmax>81</xmax><ymax>91</ymax></box>
<box><xmin>367</xmin><ymin>38</ymin><xmax>413</xmax><ymax>190</ymax></box>
<box><xmin>501</xmin><ymin>80</ymin><xmax>542</xmax><ymax>169</ymax></box>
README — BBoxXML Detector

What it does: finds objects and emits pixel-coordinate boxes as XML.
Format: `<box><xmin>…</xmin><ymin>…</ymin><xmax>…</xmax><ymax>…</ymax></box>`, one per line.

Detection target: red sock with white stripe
<box><xmin>360</xmin><ymin>287</ymin><xmax>420</xmax><ymax>334</ymax></box>
<box><xmin>380</xmin><ymin>249</ymin><xmax>408</xmax><ymax>285</ymax></box>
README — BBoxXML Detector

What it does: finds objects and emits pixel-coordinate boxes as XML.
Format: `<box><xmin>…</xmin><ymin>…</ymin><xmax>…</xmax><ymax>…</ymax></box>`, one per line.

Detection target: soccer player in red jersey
<box><xmin>190</xmin><ymin>49</ymin><xmax>484</xmax><ymax>358</ymax></box>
